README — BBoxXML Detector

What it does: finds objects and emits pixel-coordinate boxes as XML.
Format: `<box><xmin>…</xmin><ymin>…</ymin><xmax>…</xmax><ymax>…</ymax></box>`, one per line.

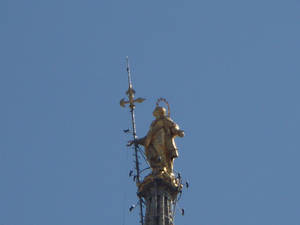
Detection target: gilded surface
<box><xmin>138</xmin><ymin>170</ymin><xmax>183</xmax><ymax>195</ymax></box>
<box><xmin>133</xmin><ymin>105</ymin><xmax>184</xmax><ymax>178</ymax></box>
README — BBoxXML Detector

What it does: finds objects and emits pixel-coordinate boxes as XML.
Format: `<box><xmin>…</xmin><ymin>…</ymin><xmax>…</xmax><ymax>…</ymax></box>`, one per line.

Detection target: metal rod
<box><xmin>126</xmin><ymin>57</ymin><xmax>144</xmax><ymax>225</ymax></box>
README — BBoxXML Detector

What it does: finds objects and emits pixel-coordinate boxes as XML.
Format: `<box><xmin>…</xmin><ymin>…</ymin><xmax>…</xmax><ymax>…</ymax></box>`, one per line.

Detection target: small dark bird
<box><xmin>185</xmin><ymin>181</ymin><xmax>189</xmax><ymax>189</ymax></box>
<box><xmin>123</xmin><ymin>129</ymin><xmax>130</xmax><ymax>133</ymax></box>
<box><xmin>181</xmin><ymin>208</ymin><xmax>185</xmax><ymax>216</ymax></box>
<box><xmin>129</xmin><ymin>205</ymin><xmax>135</xmax><ymax>212</ymax></box>
<box><xmin>133</xmin><ymin>175</ymin><xmax>137</xmax><ymax>182</ymax></box>
<box><xmin>129</xmin><ymin>170</ymin><xmax>133</xmax><ymax>177</ymax></box>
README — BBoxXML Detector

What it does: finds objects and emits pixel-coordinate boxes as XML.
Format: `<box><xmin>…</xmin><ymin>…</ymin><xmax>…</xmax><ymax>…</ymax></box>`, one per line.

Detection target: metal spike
<box><xmin>129</xmin><ymin>204</ymin><xmax>135</xmax><ymax>212</ymax></box>
<box><xmin>181</xmin><ymin>208</ymin><xmax>185</xmax><ymax>216</ymax></box>
<box><xmin>123</xmin><ymin>129</ymin><xmax>130</xmax><ymax>133</ymax></box>
<box><xmin>186</xmin><ymin>181</ymin><xmax>189</xmax><ymax>189</ymax></box>
<box><xmin>129</xmin><ymin>170</ymin><xmax>133</xmax><ymax>177</ymax></box>
<box><xmin>177</xmin><ymin>172</ymin><xmax>181</xmax><ymax>179</ymax></box>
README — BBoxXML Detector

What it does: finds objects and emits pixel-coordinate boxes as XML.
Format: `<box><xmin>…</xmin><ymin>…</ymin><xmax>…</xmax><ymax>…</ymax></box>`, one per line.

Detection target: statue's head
<box><xmin>153</xmin><ymin>106</ymin><xmax>167</xmax><ymax>119</ymax></box>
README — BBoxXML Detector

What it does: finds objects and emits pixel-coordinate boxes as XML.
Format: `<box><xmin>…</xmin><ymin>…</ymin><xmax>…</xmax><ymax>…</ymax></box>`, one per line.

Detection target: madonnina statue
<box><xmin>131</xmin><ymin>99</ymin><xmax>184</xmax><ymax>177</ymax></box>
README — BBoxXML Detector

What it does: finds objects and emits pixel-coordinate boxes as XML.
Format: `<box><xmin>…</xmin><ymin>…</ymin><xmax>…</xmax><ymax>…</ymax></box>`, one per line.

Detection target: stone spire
<box><xmin>138</xmin><ymin>174</ymin><xmax>182</xmax><ymax>225</ymax></box>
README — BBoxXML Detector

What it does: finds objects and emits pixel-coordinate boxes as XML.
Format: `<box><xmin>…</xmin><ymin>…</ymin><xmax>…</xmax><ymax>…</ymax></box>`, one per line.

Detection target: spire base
<box><xmin>138</xmin><ymin>173</ymin><xmax>182</xmax><ymax>225</ymax></box>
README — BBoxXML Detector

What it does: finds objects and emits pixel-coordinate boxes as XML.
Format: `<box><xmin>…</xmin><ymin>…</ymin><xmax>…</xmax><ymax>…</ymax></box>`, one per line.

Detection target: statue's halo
<box><xmin>156</xmin><ymin>97</ymin><xmax>170</xmax><ymax>117</ymax></box>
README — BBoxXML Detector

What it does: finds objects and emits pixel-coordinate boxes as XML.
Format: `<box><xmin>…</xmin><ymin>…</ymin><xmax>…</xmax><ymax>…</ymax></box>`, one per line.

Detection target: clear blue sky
<box><xmin>1</xmin><ymin>1</ymin><xmax>300</xmax><ymax>225</ymax></box>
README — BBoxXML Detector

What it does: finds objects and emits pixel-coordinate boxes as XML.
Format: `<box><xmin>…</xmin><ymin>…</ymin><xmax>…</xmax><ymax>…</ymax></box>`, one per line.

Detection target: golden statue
<box><xmin>130</xmin><ymin>98</ymin><xmax>184</xmax><ymax>177</ymax></box>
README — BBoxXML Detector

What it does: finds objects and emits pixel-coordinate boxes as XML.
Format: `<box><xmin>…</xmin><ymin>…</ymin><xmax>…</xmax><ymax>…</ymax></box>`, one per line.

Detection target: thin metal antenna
<box><xmin>126</xmin><ymin>56</ymin><xmax>133</xmax><ymax>90</ymax></box>
<box><xmin>120</xmin><ymin>57</ymin><xmax>145</xmax><ymax>225</ymax></box>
